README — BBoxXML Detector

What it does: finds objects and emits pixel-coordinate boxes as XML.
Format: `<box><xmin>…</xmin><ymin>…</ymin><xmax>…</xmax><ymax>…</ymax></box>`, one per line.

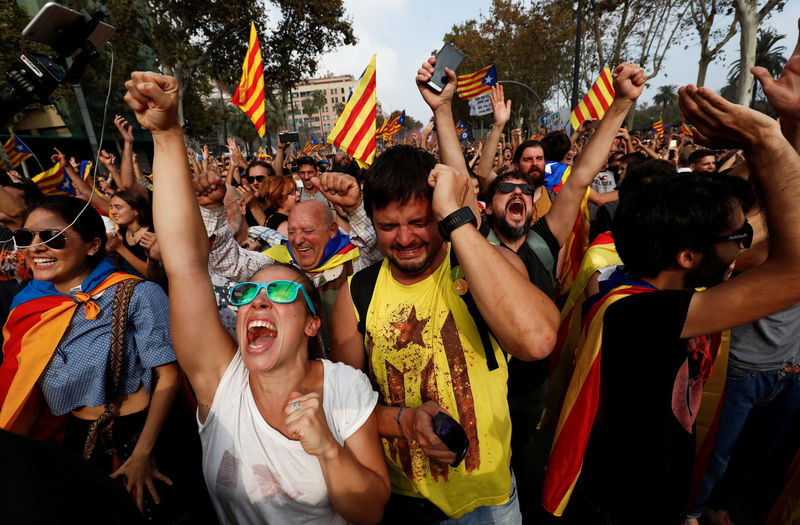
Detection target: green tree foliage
<box><xmin>653</xmin><ymin>84</ymin><xmax>678</xmax><ymax>112</ymax></box>
<box><xmin>444</xmin><ymin>0</ymin><xmax>573</xmax><ymax>136</ymax></box>
<box><xmin>301</xmin><ymin>90</ymin><xmax>327</xmax><ymax>138</ymax></box>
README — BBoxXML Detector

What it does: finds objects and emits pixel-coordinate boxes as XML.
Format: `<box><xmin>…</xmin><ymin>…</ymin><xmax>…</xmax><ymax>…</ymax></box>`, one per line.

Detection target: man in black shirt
<box><xmin>569</xmin><ymin>75</ymin><xmax>800</xmax><ymax>524</ymax></box>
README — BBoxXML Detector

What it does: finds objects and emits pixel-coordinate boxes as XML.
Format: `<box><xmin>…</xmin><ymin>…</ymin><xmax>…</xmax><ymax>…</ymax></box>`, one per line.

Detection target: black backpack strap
<box><xmin>449</xmin><ymin>250</ymin><xmax>505</xmax><ymax>371</ymax></box>
<box><xmin>350</xmin><ymin>260</ymin><xmax>383</xmax><ymax>335</ymax></box>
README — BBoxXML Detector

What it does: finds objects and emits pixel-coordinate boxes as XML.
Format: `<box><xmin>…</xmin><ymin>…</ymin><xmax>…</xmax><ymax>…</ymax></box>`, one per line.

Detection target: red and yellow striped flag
<box><xmin>680</xmin><ymin>114</ymin><xmax>693</xmax><ymax>137</ymax></box>
<box><xmin>653</xmin><ymin>118</ymin><xmax>665</xmax><ymax>137</ymax></box>
<box><xmin>542</xmin><ymin>280</ymin><xmax>656</xmax><ymax>516</ymax></box>
<box><xmin>569</xmin><ymin>67</ymin><xmax>614</xmax><ymax>130</ymax></box>
<box><xmin>327</xmin><ymin>55</ymin><xmax>377</xmax><ymax>168</ymax></box>
<box><xmin>231</xmin><ymin>22</ymin><xmax>266</xmax><ymax>138</ymax></box>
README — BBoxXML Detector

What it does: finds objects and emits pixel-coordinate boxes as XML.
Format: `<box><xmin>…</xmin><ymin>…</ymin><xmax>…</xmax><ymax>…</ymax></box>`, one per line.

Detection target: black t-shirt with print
<box><xmin>582</xmin><ymin>289</ymin><xmax>705</xmax><ymax>523</ymax></box>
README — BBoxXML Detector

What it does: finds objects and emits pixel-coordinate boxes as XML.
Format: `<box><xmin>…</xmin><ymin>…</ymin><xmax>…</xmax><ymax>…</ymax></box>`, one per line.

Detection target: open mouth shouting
<box><xmin>506</xmin><ymin>197</ymin><xmax>527</xmax><ymax>223</ymax></box>
<box><xmin>246</xmin><ymin>318</ymin><xmax>277</xmax><ymax>351</ymax></box>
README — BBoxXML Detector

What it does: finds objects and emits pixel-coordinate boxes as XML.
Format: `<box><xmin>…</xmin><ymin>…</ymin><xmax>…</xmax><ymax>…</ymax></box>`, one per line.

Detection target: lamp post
<box><xmin>497</xmin><ymin>80</ymin><xmax>545</xmax><ymax>133</ymax></box>
<box><xmin>497</xmin><ymin>80</ymin><xmax>544</xmax><ymax>110</ymax></box>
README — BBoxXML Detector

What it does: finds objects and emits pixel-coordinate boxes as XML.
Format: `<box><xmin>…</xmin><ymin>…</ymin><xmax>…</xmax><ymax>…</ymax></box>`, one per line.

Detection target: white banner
<box><xmin>468</xmin><ymin>93</ymin><xmax>493</xmax><ymax>117</ymax></box>
<box><xmin>540</xmin><ymin>107</ymin><xmax>572</xmax><ymax>133</ymax></box>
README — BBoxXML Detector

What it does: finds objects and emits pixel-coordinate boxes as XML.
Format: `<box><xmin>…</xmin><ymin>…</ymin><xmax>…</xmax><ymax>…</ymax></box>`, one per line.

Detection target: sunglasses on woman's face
<box><xmin>229</xmin><ymin>280</ymin><xmax>316</xmax><ymax>316</ymax></box>
<box><xmin>12</xmin><ymin>228</ymin><xmax>71</xmax><ymax>249</ymax></box>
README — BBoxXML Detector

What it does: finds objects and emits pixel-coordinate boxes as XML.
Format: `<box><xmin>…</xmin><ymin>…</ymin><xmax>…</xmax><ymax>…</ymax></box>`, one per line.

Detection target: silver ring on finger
<box><xmin>293</xmin><ymin>400</ymin><xmax>301</xmax><ymax>412</ymax></box>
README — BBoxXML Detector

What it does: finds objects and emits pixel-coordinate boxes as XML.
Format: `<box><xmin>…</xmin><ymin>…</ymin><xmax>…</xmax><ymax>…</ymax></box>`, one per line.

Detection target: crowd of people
<box><xmin>0</xmin><ymin>22</ymin><xmax>799</xmax><ymax>525</ymax></box>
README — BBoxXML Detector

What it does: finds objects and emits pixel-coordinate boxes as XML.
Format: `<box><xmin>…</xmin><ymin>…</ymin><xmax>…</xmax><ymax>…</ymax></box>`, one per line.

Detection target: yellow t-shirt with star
<box><xmin>351</xmin><ymin>245</ymin><xmax>512</xmax><ymax>518</ymax></box>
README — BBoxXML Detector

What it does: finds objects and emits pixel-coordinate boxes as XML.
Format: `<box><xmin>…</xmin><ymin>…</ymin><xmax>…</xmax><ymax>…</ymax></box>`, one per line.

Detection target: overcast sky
<box><xmin>317</xmin><ymin>0</ymin><xmax>797</xmax><ymax>123</ymax></box>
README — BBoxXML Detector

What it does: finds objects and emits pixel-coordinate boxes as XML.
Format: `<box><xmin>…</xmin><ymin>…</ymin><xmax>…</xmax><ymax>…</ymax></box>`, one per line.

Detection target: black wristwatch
<box><xmin>438</xmin><ymin>206</ymin><xmax>477</xmax><ymax>241</ymax></box>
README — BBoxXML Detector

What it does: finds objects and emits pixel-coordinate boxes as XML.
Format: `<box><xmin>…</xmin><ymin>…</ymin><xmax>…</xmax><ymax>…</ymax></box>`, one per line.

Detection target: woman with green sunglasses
<box><xmin>132</xmin><ymin>72</ymin><xmax>390</xmax><ymax>524</ymax></box>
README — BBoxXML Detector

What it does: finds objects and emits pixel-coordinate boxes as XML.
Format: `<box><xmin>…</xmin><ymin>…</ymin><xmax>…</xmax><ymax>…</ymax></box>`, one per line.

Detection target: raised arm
<box><xmin>415</xmin><ymin>58</ymin><xmax>468</xmax><ymax>174</ymax></box>
<box><xmin>273</xmin><ymin>140</ymin><xmax>289</xmax><ymax>177</ymax></box>
<box><xmin>98</xmin><ymin>149</ymin><xmax>121</xmax><ymax>188</ymax></box>
<box><xmin>753</xmin><ymin>17</ymin><xmax>800</xmax><ymax>152</ymax></box>
<box><xmin>430</xmin><ymin>163</ymin><xmax>559</xmax><ymax>360</ymax></box>
<box><xmin>680</xmin><ymin>84</ymin><xmax>800</xmax><ymax>338</ymax></box>
<box><xmin>475</xmin><ymin>84</ymin><xmax>510</xmax><ymax>192</ymax></box>
<box><xmin>114</xmin><ymin>115</ymin><xmax>150</xmax><ymax>200</ymax></box>
<box><xmin>545</xmin><ymin>62</ymin><xmax>646</xmax><ymax>244</ymax></box>
<box><xmin>124</xmin><ymin>72</ymin><xmax>235</xmax><ymax>416</ymax></box>
<box><xmin>56</xmin><ymin>149</ymin><xmax>111</xmax><ymax>210</ymax></box>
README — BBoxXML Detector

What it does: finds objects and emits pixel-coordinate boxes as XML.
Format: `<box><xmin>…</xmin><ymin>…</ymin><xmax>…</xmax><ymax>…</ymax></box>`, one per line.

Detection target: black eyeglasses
<box><xmin>713</xmin><ymin>220</ymin><xmax>753</xmax><ymax>249</ymax></box>
<box><xmin>497</xmin><ymin>182</ymin><xmax>534</xmax><ymax>195</ymax></box>
<box><xmin>13</xmin><ymin>228</ymin><xmax>72</xmax><ymax>249</ymax></box>
<box><xmin>248</xmin><ymin>175</ymin><xmax>266</xmax><ymax>182</ymax></box>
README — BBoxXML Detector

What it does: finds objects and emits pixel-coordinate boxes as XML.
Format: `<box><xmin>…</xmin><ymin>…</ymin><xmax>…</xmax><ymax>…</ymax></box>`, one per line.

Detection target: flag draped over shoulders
<box><xmin>0</xmin><ymin>259</ymin><xmax>137</xmax><ymax>430</ymax></box>
<box><xmin>542</xmin><ymin>270</ymin><xmax>656</xmax><ymax>516</ymax></box>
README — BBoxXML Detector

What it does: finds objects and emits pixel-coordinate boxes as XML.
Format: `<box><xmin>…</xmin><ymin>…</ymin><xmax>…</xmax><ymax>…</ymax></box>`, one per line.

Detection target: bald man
<box><xmin>198</xmin><ymin>172</ymin><xmax>383</xmax><ymax>348</ymax></box>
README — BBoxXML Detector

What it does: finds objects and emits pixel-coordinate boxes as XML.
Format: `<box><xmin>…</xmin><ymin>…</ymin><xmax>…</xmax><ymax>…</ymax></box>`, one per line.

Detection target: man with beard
<box><xmin>545</xmin><ymin>79</ymin><xmax>800</xmax><ymax>524</ymax></box>
<box><xmin>479</xmin><ymin>65</ymin><xmax>645</xmax><ymax>519</ymax></box>
<box><xmin>332</xmin><ymin>58</ymin><xmax>559</xmax><ymax>523</ymax></box>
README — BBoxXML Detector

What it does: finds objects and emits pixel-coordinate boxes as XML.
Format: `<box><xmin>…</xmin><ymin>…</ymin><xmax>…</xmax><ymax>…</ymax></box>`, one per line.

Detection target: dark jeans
<box><xmin>689</xmin><ymin>364</ymin><xmax>800</xmax><ymax>517</ymax></box>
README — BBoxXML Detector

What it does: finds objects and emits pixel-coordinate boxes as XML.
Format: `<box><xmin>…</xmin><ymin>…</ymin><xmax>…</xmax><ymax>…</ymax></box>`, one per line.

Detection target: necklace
<box><xmin>126</xmin><ymin>225</ymin><xmax>145</xmax><ymax>240</ymax></box>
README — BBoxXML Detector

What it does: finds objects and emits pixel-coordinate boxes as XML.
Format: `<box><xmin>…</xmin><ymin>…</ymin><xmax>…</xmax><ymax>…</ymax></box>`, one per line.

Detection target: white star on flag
<box><xmin>483</xmin><ymin>73</ymin><xmax>494</xmax><ymax>85</ymax></box>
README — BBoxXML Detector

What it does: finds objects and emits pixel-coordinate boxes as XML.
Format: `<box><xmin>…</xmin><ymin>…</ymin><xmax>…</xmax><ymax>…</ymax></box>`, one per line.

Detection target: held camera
<box><xmin>0</xmin><ymin>2</ymin><xmax>115</xmax><ymax>127</ymax></box>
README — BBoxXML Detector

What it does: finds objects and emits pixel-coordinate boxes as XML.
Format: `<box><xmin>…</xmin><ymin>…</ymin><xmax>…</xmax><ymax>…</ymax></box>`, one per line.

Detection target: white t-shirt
<box><xmin>198</xmin><ymin>354</ymin><xmax>378</xmax><ymax>524</ymax></box>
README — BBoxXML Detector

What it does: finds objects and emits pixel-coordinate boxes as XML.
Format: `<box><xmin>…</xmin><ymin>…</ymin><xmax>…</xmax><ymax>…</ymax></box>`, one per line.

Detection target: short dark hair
<box><xmin>540</xmin><ymin>131</ymin><xmax>571</xmax><ymax>162</ymax></box>
<box><xmin>613</xmin><ymin>174</ymin><xmax>737</xmax><ymax>279</ymax></box>
<box><xmin>363</xmin><ymin>145</ymin><xmax>436</xmax><ymax>218</ymax></box>
<box><xmin>26</xmin><ymin>195</ymin><xmax>106</xmax><ymax>267</ymax></box>
<box><xmin>296</xmin><ymin>156</ymin><xmax>317</xmax><ymax>171</ymax></box>
<box><xmin>618</xmin><ymin>159</ymin><xmax>676</xmax><ymax>200</ymax></box>
<box><xmin>3</xmin><ymin>180</ymin><xmax>44</xmax><ymax>209</ymax></box>
<box><xmin>512</xmin><ymin>140</ymin><xmax>542</xmax><ymax>166</ymax></box>
<box><xmin>688</xmin><ymin>149</ymin><xmax>716</xmax><ymax>166</ymax></box>
<box><xmin>245</xmin><ymin>160</ymin><xmax>275</xmax><ymax>180</ymax></box>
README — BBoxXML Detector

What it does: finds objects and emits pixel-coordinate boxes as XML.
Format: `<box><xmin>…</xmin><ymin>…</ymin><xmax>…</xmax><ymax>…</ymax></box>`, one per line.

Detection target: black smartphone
<box><xmin>279</xmin><ymin>131</ymin><xmax>299</xmax><ymax>143</ymax></box>
<box><xmin>432</xmin><ymin>412</ymin><xmax>470</xmax><ymax>468</ymax></box>
<box><xmin>427</xmin><ymin>43</ymin><xmax>465</xmax><ymax>93</ymax></box>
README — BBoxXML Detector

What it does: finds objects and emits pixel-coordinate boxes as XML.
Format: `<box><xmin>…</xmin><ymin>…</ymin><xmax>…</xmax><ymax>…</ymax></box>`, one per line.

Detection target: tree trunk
<box><xmin>733</xmin><ymin>0</ymin><xmax>758</xmax><ymax>106</ymax></box>
<box><xmin>696</xmin><ymin>53</ymin><xmax>711</xmax><ymax>86</ymax></box>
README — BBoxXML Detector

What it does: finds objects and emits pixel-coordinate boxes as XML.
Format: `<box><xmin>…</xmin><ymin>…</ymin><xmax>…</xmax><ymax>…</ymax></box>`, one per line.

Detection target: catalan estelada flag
<box><xmin>378</xmin><ymin>110</ymin><xmax>405</xmax><ymax>140</ymax></box>
<box><xmin>569</xmin><ymin>67</ymin><xmax>614</xmax><ymax>131</ymax></box>
<box><xmin>653</xmin><ymin>118</ymin><xmax>665</xmax><ymax>137</ymax></box>
<box><xmin>542</xmin><ymin>270</ymin><xmax>657</xmax><ymax>516</ymax></box>
<box><xmin>456</xmin><ymin>120</ymin><xmax>471</xmax><ymax>141</ymax></box>
<box><xmin>231</xmin><ymin>22</ymin><xmax>266</xmax><ymax>137</ymax></box>
<box><xmin>327</xmin><ymin>55</ymin><xmax>377</xmax><ymax>168</ymax></box>
<box><xmin>457</xmin><ymin>65</ymin><xmax>496</xmax><ymax>100</ymax></box>
<box><xmin>31</xmin><ymin>164</ymin><xmax>75</xmax><ymax>196</ymax></box>
<box><xmin>3</xmin><ymin>136</ymin><xmax>33</xmax><ymax>167</ymax></box>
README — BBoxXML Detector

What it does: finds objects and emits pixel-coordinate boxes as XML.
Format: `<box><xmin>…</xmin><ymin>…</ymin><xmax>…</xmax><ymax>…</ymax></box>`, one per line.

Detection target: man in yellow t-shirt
<box><xmin>331</xmin><ymin>58</ymin><xmax>559</xmax><ymax>523</ymax></box>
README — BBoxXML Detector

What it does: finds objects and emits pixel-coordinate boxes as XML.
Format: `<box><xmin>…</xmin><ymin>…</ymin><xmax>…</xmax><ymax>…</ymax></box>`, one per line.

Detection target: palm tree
<box><xmin>728</xmin><ymin>28</ymin><xmax>787</xmax><ymax>107</ymax></box>
<box><xmin>653</xmin><ymin>85</ymin><xmax>678</xmax><ymax>113</ymax></box>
